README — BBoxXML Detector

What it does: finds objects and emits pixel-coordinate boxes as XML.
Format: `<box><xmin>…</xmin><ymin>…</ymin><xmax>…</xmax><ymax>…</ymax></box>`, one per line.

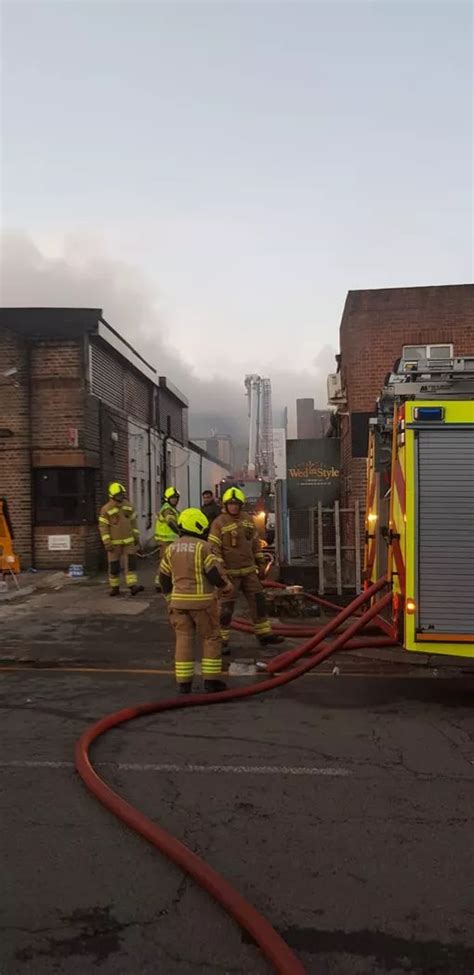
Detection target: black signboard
<box><xmin>286</xmin><ymin>439</ymin><xmax>341</xmax><ymax>509</ymax></box>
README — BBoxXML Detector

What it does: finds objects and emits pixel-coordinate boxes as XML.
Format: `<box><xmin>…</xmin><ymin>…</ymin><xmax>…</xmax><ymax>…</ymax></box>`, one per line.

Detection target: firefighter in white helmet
<box><xmin>208</xmin><ymin>487</ymin><xmax>284</xmax><ymax>649</ymax></box>
<box><xmin>98</xmin><ymin>482</ymin><xmax>144</xmax><ymax>596</ymax></box>
<box><xmin>159</xmin><ymin>508</ymin><xmax>233</xmax><ymax>693</ymax></box>
<box><xmin>154</xmin><ymin>486</ymin><xmax>180</xmax><ymax>591</ymax></box>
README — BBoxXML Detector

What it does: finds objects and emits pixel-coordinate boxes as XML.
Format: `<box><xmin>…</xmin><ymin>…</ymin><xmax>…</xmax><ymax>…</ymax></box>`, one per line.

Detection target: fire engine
<box><xmin>365</xmin><ymin>348</ymin><xmax>474</xmax><ymax>659</ymax></box>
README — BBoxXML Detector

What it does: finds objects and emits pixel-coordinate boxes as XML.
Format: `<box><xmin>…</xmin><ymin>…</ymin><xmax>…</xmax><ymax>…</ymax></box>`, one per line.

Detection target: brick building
<box><xmin>0</xmin><ymin>308</ymin><xmax>227</xmax><ymax>571</ymax></box>
<box><xmin>334</xmin><ymin>283</ymin><xmax>474</xmax><ymax>522</ymax></box>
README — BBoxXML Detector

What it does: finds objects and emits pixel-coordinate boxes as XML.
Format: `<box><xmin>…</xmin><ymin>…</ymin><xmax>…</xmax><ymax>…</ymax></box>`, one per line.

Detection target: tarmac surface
<box><xmin>1</xmin><ymin>568</ymin><xmax>473</xmax><ymax>974</ymax></box>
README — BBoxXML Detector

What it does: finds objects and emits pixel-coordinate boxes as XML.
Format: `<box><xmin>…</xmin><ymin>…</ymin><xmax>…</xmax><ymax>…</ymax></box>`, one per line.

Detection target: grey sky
<box><xmin>1</xmin><ymin>1</ymin><xmax>473</xmax><ymax>400</ymax></box>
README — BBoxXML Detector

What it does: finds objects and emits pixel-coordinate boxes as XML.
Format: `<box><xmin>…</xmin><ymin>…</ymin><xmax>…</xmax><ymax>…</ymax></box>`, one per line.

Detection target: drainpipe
<box><xmin>26</xmin><ymin>342</ymin><xmax>36</xmax><ymax>569</ymax></box>
<box><xmin>146</xmin><ymin>426</ymin><xmax>152</xmax><ymax>530</ymax></box>
<box><xmin>162</xmin><ymin>415</ymin><xmax>171</xmax><ymax>491</ymax></box>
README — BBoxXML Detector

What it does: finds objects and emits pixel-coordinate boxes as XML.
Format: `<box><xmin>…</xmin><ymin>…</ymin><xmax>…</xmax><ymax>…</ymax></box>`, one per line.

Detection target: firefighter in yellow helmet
<box><xmin>154</xmin><ymin>486</ymin><xmax>180</xmax><ymax>591</ymax></box>
<box><xmin>208</xmin><ymin>487</ymin><xmax>284</xmax><ymax>650</ymax></box>
<box><xmin>159</xmin><ymin>508</ymin><xmax>233</xmax><ymax>694</ymax></box>
<box><xmin>98</xmin><ymin>482</ymin><xmax>144</xmax><ymax>596</ymax></box>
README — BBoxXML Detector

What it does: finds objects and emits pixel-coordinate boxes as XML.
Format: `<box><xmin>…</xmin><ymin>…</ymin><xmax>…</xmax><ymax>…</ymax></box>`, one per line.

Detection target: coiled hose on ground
<box><xmin>75</xmin><ymin>579</ymin><xmax>393</xmax><ymax>975</ymax></box>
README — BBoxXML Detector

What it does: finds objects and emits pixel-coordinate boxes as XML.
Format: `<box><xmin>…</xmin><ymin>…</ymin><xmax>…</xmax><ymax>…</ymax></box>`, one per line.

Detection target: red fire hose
<box><xmin>75</xmin><ymin>584</ymin><xmax>392</xmax><ymax>975</ymax></box>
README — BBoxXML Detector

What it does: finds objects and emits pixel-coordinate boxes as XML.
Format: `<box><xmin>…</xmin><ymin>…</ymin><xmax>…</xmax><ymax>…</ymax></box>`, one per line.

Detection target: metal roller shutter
<box><xmin>417</xmin><ymin>428</ymin><xmax>474</xmax><ymax>635</ymax></box>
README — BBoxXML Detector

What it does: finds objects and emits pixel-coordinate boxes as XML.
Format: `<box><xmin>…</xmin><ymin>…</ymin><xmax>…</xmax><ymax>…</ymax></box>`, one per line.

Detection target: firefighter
<box><xmin>208</xmin><ymin>487</ymin><xmax>284</xmax><ymax>649</ymax></box>
<box><xmin>159</xmin><ymin>508</ymin><xmax>233</xmax><ymax>694</ymax></box>
<box><xmin>154</xmin><ymin>487</ymin><xmax>180</xmax><ymax>591</ymax></box>
<box><xmin>98</xmin><ymin>482</ymin><xmax>144</xmax><ymax>597</ymax></box>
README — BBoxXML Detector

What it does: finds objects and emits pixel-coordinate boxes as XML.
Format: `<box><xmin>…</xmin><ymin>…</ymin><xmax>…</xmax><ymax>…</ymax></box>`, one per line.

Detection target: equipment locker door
<box><xmin>417</xmin><ymin>428</ymin><xmax>474</xmax><ymax>636</ymax></box>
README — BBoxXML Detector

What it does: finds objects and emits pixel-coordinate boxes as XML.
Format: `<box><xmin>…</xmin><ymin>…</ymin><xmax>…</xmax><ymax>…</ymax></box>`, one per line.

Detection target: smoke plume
<box><xmin>0</xmin><ymin>231</ymin><xmax>336</xmax><ymax>439</ymax></box>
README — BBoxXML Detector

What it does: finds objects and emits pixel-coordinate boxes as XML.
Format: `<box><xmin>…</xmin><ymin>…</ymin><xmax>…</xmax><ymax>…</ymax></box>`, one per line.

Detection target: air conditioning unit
<box><xmin>327</xmin><ymin>373</ymin><xmax>346</xmax><ymax>405</ymax></box>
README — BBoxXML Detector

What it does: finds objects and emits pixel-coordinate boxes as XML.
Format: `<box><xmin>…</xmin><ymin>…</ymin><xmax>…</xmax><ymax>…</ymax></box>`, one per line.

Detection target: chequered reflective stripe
<box><xmin>254</xmin><ymin>620</ymin><xmax>271</xmax><ymax>635</ymax></box>
<box><xmin>126</xmin><ymin>573</ymin><xmax>138</xmax><ymax>586</ymax></box>
<box><xmin>201</xmin><ymin>658</ymin><xmax>222</xmax><ymax>675</ymax></box>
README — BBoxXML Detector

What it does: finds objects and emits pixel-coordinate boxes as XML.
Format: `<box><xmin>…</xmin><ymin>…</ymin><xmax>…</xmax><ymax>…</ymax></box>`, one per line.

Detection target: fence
<box><xmin>286</xmin><ymin>500</ymin><xmax>362</xmax><ymax>595</ymax></box>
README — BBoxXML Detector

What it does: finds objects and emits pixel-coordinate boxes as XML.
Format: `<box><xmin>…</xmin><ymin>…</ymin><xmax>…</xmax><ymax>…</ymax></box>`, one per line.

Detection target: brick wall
<box><xmin>339</xmin><ymin>284</ymin><xmax>474</xmax><ymax>562</ymax></box>
<box><xmin>31</xmin><ymin>339</ymin><xmax>86</xmax><ymax>464</ymax></box>
<box><xmin>33</xmin><ymin>525</ymin><xmax>102</xmax><ymax>571</ymax></box>
<box><xmin>340</xmin><ymin>285</ymin><xmax>474</xmax><ymax>414</ymax></box>
<box><xmin>0</xmin><ymin>328</ymin><xmax>32</xmax><ymax>564</ymax></box>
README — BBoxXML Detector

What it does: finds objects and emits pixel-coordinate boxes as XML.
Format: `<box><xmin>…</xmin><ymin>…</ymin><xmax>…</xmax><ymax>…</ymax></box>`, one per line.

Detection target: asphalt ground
<box><xmin>1</xmin><ymin>572</ymin><xmax>473</xmax><ymax>974</ymax></box>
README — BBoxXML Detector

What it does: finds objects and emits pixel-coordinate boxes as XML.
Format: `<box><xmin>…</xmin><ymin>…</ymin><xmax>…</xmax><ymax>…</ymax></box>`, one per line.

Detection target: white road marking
<box><xmin>0</xmin><ymin>759</ymin><xmax>350</xmax><ymax>777</ymax></box>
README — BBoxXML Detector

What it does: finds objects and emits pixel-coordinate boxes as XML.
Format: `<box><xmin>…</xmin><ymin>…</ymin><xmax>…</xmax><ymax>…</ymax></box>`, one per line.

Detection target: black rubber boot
<box><xmin>258</xmin><ymin>634</ymin><xmax>285</xmax><ymax>646</ymax></box>
<box><xmin>204</xmin><ymin>679</ymin><xmax>227</xmax><ymax>694</ymax></box>
<box><xmin>155</xmin><ymin>585</ymin><xmax>162</xmax><ymax>594</ymax></box>
<box><xmin>109</xmin><ymin>588</ymin><xmax>121</xmax><ymax>597</ymax></box>
<box><xmin>129</xmin><ymin>584</ymin><xmax>145</xmax><ymax>596</ymax></box>
<box><xmin>178</xmin><ymin>682</ymin><xmax>193</xmax><ymax>695</ymax></box>
<box><xmin>221</xmin><ymin>645</ymin><xmax>230</xmax><ymax>656</ymax></box>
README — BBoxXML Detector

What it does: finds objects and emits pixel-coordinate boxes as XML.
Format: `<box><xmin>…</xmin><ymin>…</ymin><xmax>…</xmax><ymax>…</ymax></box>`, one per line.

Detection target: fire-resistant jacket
<box><xmin>154</xmin><ymin>502</ymin><xmax>180</xmax><ymax>545</ymax></box>
<box><xmin>98</xmin><ymin>499</ymin><xmax>140</xmax><ymax>549</ymax></box>
<box><xmin>159</xmin><ymin>538</ymin><xmax>227</xmax><ymax>609</ymax></box>
<box><xmin>208</xmin><ymin>511</ymin><xmax>266</xmax><ymax>577</ymax></box>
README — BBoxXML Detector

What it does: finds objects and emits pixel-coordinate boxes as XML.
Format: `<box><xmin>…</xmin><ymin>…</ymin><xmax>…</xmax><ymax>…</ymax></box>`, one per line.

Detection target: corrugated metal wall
<box><xmin>90</xmin><ymin>339</ymin><xmax>125</xmax><ymax>412</ymax></box>
<box><xmin>90</xmin><ymin>337</ymin><xmax>151</xmax><ymax>423</ymax></box>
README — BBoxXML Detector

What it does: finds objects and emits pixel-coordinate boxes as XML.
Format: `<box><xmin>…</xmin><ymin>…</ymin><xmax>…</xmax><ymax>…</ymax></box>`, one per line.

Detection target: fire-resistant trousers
<box><xmin>107</xmin><ymin>544</ymin><xmax>138</xmax><ymax>591</ymax></box>
<box><xmin>170</xmin><ymin>601</ymin><xmax>222</xmax><ymax>685</ymax></box>
<box><xmin>219</xmin><ymin>571</ymin><xmax>271</xmax><ymax>643</ymax></box>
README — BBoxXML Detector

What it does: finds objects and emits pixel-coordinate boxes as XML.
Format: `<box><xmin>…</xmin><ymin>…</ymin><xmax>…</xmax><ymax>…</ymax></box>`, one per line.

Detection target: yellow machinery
<box><xmin>0</xmin><ymin>497</ymin><xmax>21</xmax><ymax>575</ymax></box>
<box><xmin>365</xmin><ymin>351</ymin><xmax>474</xmax><ymax>659</ymax></box>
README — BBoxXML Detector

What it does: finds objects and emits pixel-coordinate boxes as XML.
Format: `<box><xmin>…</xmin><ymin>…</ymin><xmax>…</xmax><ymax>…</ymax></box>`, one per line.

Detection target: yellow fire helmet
<box><xmin>109</xmin><ymin>482</ymin><xmax>126</xmax><ymax>498</ymax></box>
<box><xmin>223</xmin><ymin>487</ymin><xmax>245</xmax><ymax>505</ymax></box>
<box><xmin>178</xmin><ymin>508</ymin><xmax>209</xmax><ymax>536</ymax></box>
<box><xmin>164</xmin><ymin>486</ymin><xmax>180</xmax><ymax>501</ymax></box>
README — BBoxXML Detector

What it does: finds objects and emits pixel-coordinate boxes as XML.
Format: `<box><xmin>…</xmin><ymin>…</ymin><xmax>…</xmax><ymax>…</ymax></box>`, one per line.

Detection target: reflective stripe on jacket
<box><xmin>159</xmin><ymin>538</ymin><xmax>225</xmax><ymax>609</ymax></box>
<box><xmin>98</xmin><ymin>499</ymin><xmax>140</xmax><ymax>547</ymax></box>
<box><xmin>154</xmin><ymin>502</ymin><xmax>180</xmax><ymax>544</ymax></box>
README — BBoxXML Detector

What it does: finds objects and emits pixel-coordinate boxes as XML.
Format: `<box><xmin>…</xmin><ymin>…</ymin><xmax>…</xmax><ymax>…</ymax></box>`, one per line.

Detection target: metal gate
<box><xmin>417</xmin><ymin>428</ymin><xmax>474</xmax><ymax>635</ymax></box>
<box><xmin>287</xmin><ymin>500</ymin><xmax>362</xmax><ymax>595</ymax></box>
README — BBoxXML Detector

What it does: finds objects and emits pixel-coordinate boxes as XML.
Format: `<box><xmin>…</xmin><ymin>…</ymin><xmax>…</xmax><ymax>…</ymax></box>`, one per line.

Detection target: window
<box><xmin>34</xmin><ymin>468</ymin><xmax>96</xmax><ymax>525</ymax></box>
<box><xmin>403</xmin><ymin>344</ymin><xmax>453</xmax><ymax>361</ymax></box>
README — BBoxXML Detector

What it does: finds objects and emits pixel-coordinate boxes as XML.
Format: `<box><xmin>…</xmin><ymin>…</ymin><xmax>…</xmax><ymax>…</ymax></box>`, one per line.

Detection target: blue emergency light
<box><xmin>413</xmin><ymin>407</ymin><xmax>445</xmax><ymax>421</ymax></box>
